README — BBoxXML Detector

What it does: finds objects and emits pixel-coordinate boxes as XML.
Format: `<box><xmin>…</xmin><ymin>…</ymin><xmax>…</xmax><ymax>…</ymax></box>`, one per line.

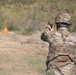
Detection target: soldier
<box><xmin>41</xmin><ymin>12</ymin><xmax>76</xmax><ymax>75</ymax></box>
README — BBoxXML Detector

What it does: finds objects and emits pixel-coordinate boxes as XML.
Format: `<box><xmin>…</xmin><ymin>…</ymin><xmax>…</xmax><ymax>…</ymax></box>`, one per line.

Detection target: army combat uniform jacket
<box><xmin>41</xmin><ymin>27</ymin><xmax>76</xmax><ymax>75</ymax></box>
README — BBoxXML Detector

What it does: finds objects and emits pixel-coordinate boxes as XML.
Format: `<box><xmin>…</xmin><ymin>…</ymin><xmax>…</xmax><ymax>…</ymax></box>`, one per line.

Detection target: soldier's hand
<box><xmin>46</xmin><ymin>25</ymin><xmax>54</xmax><ymax>32</ymax></box>
<box><xmin>51</xmin><ymin>27</ymin><xmax>54</xmax><ymax>31</ymax></box>
<box><xmin>46</xmin><ymin>25</ymin><xmax>52</xmax><ymax>31</ymax></box>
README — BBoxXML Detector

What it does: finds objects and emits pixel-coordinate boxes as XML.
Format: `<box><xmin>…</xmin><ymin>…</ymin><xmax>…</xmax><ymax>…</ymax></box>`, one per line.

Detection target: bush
<box><xmin>0</xmin><ymin>0</ymin><xmax>76</xmax><ymax>34</ymax></box>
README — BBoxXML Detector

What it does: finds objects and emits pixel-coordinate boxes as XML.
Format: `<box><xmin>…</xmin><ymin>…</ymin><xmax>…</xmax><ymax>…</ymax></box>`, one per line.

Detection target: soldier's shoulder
<box><xmin>67</xmin><ymin>32</ymin><xmax>76</xmax><ymax>41</ymax></box>
<box><xmin>52</xmin><ymin>31</ymin><xmax>62</xmax><ymax>38</ymax></box>
<box><xmin>70</xmin><ymin>32</ymin><xmax>76</xmax><ymax>37</ymax></box>
<box><xmin>73</xmin><ymin>32</ymin><xmax>76</xmax><ymax>37</ymax></box>
<box><xmin>55</xmin><ymin>31</ymin><xmax>61</xmax><ymax>36</ymax></box>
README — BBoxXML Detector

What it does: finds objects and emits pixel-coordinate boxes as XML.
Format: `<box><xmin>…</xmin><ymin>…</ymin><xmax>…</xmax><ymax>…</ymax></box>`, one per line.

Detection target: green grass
<box><xmin>0</xmin><ymin>0</ymin><xmax>76</xmax><ymax>33</ymax></box>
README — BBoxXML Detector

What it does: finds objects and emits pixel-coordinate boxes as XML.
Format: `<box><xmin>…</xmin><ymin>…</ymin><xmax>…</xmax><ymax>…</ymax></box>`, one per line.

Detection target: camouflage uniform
<box><xmin>41</xmin><ymin>12</ymin><xmax>76</xmax><ymax>75</ymax></box>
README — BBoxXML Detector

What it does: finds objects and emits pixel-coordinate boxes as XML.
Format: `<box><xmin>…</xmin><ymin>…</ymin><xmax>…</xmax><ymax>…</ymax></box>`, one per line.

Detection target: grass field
<box><xmin>0</xmin><ymin>0</ymin><xmax>76</xmax><ymax>32</ymax></box>
<box><xmin>0</xmin><ymin>32</ymin><xmax>48</xmax><ymax>75</ymax></box>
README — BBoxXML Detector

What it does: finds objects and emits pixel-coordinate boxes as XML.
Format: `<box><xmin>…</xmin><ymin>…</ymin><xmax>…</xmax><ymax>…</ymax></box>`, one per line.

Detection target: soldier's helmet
<box><xmin>55</xmin><ymin>12</ymin><xmax>72</xmax><ymax>25</ymax></box>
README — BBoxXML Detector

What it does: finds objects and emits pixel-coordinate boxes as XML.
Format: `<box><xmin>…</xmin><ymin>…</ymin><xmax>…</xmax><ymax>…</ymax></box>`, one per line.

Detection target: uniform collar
<box><xmin>58</xmin><ymin>27</ymin><xmax>68</xmax><ymax>31</ymax></box>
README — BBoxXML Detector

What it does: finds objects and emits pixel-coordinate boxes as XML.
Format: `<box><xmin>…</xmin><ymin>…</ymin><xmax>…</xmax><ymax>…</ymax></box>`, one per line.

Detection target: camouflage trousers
<box><xmin>46</xmin><ymin>62</ymin><xmax>76</xmax><ymax>75</ymax></box>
